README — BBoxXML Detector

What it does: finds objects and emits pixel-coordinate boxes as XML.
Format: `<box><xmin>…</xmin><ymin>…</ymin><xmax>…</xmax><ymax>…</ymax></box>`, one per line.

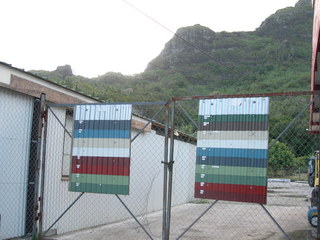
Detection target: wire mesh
<box><xmin>169</xmin><ymin>94</ymin><xmax>320</xmax><ymax>240</ymax></box>
<box><xmin>39</xmin><ymin>103</ymin><xmax>170</xmax><ymax>240</ymax></box>
<box><xmin>2</xmin><ymin>91</ymin><xmax>320</xmax><ymax>240</ymax></box>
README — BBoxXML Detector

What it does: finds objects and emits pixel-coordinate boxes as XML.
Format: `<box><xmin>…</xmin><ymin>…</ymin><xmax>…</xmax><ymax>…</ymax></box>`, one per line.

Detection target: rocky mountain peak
<box><xmin>146</xmin><ymin>0</ymin><xmax>313</xmax><ymax>72</ymax></box>
<box><xmin>161</xmin><ymin>24</ymin><xmax>215</xmax><ymax>56</ymax></box>
<box><xmin>295</xmin><ymin>0</ymin><xmax>312</xmax><ymax>7</ymax></box>
<box><xmin>256</xmin><ymin>0</ymin><xmax>313</xmax><ymax>40</ymax></box>
<box><xmin>54</xmin><ymin>64</ymin><xmax>73</xmax><ymax>78</ymax></box>
<box><xmin>146</xmin><ymin>24</ymin><xmax>215</xmax><ymax>70</ymax></box>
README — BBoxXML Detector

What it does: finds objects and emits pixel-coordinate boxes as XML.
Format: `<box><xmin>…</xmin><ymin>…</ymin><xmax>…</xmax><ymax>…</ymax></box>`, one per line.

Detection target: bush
<box><xmin>268</xmin><ymin>140</ymin><xmax>296</xmax><ymax>177</ymax></box>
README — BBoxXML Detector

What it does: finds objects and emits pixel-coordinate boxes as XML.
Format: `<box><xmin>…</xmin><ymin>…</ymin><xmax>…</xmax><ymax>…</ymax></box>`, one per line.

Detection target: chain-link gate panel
<box><xmin>2</xmin><ymin>90</ymin><xmax>319</xmax><ymax>240</ymax></box>
<box><xmin>40</xmin><ymin>102</ymin><xmax>170</xmax><ymax>240</ymax></box>
<box><xmin>169</xmin><ymin>94</ymin><xmax>320</xmax><ymax>240</ymax></box>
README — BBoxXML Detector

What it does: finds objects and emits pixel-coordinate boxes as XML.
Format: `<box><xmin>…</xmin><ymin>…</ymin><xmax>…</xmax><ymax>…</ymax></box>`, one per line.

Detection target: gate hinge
<box><xmin>161</xmin><ymin>161</ymin><xmax>174</xmax><ymax>165</ymax></box>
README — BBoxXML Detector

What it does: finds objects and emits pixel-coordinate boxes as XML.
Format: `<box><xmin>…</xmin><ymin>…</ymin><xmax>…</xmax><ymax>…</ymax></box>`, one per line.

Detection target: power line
<box><xmin>122</xmin><ymin>0</ymin><xmax>246</xmax><ymax>77</ymax></box>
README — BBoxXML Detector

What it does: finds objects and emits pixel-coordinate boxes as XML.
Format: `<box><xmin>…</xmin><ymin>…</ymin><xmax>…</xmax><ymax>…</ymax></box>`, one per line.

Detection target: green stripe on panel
<box><xmin>198</xmin><ymin>114</ymin><xmax>268</xmax><ymax>123</ymax></box>
<box><xmin>70</xmin><ymin>174</ymin><xmax>129</xmax><ymax>185</ymax></box>
<box><xmin>195</xmin><ymin>165</ymin><xmax>266</xmax><ymax>177</ymax></box>
<box><xmin>195</xmin><ymin>173</ymin><xmax>267</xmax><ymax>186</ymax></box>
<box><xmin>70</xmin><ymin>182</ymin><xmax>129</xmax><ymax>194</ymax></box>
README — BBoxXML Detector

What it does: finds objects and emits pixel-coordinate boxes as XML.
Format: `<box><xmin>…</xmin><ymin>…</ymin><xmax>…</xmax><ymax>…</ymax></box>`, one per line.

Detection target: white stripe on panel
<box><xmin>75</xmin><ymin>104</ymin><xmax>132</xmax><ymax>120</ymax></box>
<box><xmin>197</xmin><ymin>139</ymin><xmax>269</xmax><ymax>149</ymax></box>
<box><xmin>73</xmin><ymin>138</ymin><xmax>131</xmax><ymax>149</ymax></box>
<box><xmin>198</xmin><ymin>97</ymin><xmax>269</xmax><ymax>115</ymax></box>
<box><xmin>72</xmin><ymin>147</ymin><xmax>130</xmax><ymax>157</ymax></box>
<box><xmin>197</xmin><ymin>131</ymin><xmax>269</xmax><ymax>141</ymax></box>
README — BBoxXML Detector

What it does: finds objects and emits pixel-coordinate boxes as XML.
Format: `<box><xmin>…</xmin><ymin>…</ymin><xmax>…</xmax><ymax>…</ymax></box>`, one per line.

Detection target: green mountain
<box><xmin>30</xmin><ymin>0</ymin><xmax>319</xmax><ymax>163</ymax></box>
<box><xmin>30</xmin><ymin>0</ymin><xmax>313</xmax><ymax>102</ymax></box>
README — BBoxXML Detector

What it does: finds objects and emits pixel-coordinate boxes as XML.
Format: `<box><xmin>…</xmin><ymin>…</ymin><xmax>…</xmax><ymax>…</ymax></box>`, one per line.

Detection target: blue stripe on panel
<box><xmin>196</xmin><ymin>147</ymin><xmax>268</xmax><ymax>159</ymax></box>
<box><xmin>73</xmin><ymin>129</ymin><xmax>130</xmax><ymax>139</ymax></box>
<box><xmin>195</xmin><ymin>156</ymin><xmax>267</xmax><ymax>168</ymax></box>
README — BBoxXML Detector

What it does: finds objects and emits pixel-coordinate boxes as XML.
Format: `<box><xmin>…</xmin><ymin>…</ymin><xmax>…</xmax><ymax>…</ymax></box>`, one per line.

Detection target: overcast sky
<box><xmin>0</xmin><ymin>0</ymin><xmax>300</xmax><ymax>77</ymax></box>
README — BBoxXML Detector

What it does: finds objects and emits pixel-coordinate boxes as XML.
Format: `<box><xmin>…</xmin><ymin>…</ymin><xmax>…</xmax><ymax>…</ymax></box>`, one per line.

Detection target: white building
<box><xmin>0</xmin><ymin>62</ymin><xmax>196</xmax><ymax>239</ymax></box>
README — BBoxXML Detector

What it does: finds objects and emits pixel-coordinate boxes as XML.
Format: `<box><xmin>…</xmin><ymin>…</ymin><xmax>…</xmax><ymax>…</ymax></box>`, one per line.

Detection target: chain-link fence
<box><xmin>169</xmin><ymin>93</ymin><xmax>320</xmax><ymax>240</ymax></box>
<box><xmin>39</xmin><ymin>101</ymin><xmax>173</xmax><ymax>240</ymax></box>
<box><xmin>1</xmin><ymin>90</ymin><xmax>320</xmax><ymax>240</ymax></box>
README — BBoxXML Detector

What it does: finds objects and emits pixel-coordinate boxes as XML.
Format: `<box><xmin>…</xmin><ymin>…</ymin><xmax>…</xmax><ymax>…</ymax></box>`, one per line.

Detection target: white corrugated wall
<box><xmin>0</xmin><ymin>87</ymin><xmax>33</xmax><ymax>239</ymax></box>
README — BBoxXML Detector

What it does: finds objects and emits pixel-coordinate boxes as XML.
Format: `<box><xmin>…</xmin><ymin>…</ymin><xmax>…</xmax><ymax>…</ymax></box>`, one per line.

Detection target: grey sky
<box><xmin>0</xmin><ymin>0</ymin><xmax>299</xmax><ymax>77</ymax></box>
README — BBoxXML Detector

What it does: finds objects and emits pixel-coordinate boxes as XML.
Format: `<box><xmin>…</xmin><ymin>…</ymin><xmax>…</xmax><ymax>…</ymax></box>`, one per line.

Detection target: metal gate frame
<box><xmin>166</xmin><ymin>90</ymin><xmax>320</xmax><ymax>240</ymax></box>
<box><xmin>34</xmin><ymin>100</ymin><xmax>170</xmax><ymax>240</ymax></box>
<box><xmin>31</xmin><ymin>90</ymin><xmax>320</xmax><ymax>240</ymax></box>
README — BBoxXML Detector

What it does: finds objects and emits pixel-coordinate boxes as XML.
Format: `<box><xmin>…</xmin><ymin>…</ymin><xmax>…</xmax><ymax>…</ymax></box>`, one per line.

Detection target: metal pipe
<box><xmin>115</xmin><ymin>195</ymin><xmax>153</xmax><ymax>240</ymax></box>
<box><xmin>165</xmin><ymin>100</ymin><xmax>176</xmax><ymax>240</ymax></box>
<box><xmin>162</xmin><ymin>103</ymin><xmax>170</xmax><ymax>240</ymax></box>
<box><xmin>177</xmin><ymin>102</ymin><xmax>198</xmax><ymax>129</ymax></box>
<box><xmin>269</xmin><ymin>95</ymin><xmax>318</xmax><ymax>149</ymax></box>
<box><xmin>260</xmin><ymin>204</ymin><xmax>292</xmax><ymax>240</ymax></box>
<box><xmin>316</xmin><ymin>94</ymin><xmax>320</xmax><ymax>238</ymax></box>
<box><xmin>31</xmin><ymin>93</ymin><xmax>46</xmax><ymax>240</ymax></box>
<box><xmin>38</xmin><ymin>102</ymin><xmax>49</xmax><ymax>238</ymax></box>
<box><xmin>41</xmin><ymin>193</ymin><xmax>85</xmax><ymax>238</ymax></box>
<box><xmin>172</xmin><ymin>90</ymin><xmax>320</xmax><ymax>102</ymax></box>
<box><xmin>48</xmin><ymin>101</ymin><xmax>168</xmax><ymax>107</ymax></box>
<box><xmin>176</xmin><ymin>200</ymin><xmax>218</xmax><ymax>240</ymax></box>
<box><xmin>48</xmin><ymin>107</ymin><xmax>72</xmax><ymax>138</ymax></box>
<box><xmin>316</xmin><ymin>151</ymin><xmax>320</xmax><ymax>238</ymax></box>
<box><xmin>131</xmin><ymin>105</ymin><xmax>165</xmax><ymax>143</ymax></box>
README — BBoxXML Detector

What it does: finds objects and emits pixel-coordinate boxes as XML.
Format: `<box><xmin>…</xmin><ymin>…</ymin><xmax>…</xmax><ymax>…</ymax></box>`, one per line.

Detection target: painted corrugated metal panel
<box><xmin>70</xmin><ymin>104</ymin><xmax>132</xmax><ymax>195</ymax></box>
<box><xmin>195</xmin><ymin>97</ymin><xmax>269</xmax><ymax>204</ymax></box>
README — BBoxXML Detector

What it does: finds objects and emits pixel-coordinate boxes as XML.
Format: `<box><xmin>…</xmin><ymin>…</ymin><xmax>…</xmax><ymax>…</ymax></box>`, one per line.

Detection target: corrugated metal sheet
<box><xmin>0</xmin><ymin>88</ymin><xmax>33</xmax><ymax>239</ymax></box>
<box><xmin>70</xmin><ymin>104</ymin><xmax>132</xmax><ymax>195</ymax></box>
<box><xmin>195</xmin><ymin>97</ymin><xmax>269</xmax><ymax>204</ymax></box>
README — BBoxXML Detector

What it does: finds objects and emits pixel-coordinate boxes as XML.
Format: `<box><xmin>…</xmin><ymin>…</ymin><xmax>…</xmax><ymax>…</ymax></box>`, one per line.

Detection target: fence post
<box><xmin>38</xmin><ymin>102</ymin><xmax>48</xmax><ymax>239</ymax></box>
<box><xmin>162</xmin><ymin>103</ymin><xmax>170</xmax><ymax>240</ymax></box>
<box><xmin>314</xmin><ymin>94</ymin><xmax>320</xmax><ymax>238</ymax></box>
<box><xmin>31</xmin><ymin>93</ymin><xmax>46</xmax><ymax>240</ymax></box>
<box><xmin>165</xmin><ymin>100</ymin><xmax>176</xmax><ymax>240</ymax></box>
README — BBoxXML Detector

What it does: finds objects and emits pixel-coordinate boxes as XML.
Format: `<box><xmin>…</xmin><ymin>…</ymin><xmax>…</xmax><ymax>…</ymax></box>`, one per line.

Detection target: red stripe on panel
<box><xmin>71</xmin><ymin>164</ymin><xmax>129</xmax><ymax>176</ymax></box>
<box><xmin>194</xmin><ymin>189</ymin><xmax>267</xmax><ymax>204</ymax></box>
<box><xmin>72</xmin><ymin>156</ymin><xmax>130</xmax><ymax>167</ymax></box>
<box><xmin>195</xmin><ymin>182</ymin><xmax>267</xmax><ymax>195</ymax></box>
<box><xmin>71</xmin><ymin>156</ymin><xmax>130</xmax><ymax>176</ymax></box>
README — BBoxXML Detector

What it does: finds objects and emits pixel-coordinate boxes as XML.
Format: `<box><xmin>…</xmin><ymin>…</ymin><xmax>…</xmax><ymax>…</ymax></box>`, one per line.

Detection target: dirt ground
<box><xmin>43</xmin><ymin>181</ymin><xmax>316</xmax><ymax>240</ymax></box>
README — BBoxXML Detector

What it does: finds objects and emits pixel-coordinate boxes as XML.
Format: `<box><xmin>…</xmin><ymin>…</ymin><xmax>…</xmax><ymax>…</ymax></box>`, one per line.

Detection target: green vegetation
<box><xmin>31</xmin><ymin>1</ymin><xmax>313</xmax><ymax>103</ymax></box>
<box><xmin>30</xmin><ymin>0</ymin><xmax>318</xmax><ymax>177</ymax></box>
<box><xmin>268</xmin><ymin>140</ymin><xmax>307</xmax><ymax>177</ymax></box>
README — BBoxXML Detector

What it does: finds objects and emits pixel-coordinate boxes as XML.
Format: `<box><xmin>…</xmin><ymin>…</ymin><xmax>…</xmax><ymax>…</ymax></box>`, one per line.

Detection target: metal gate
<box><xmin>4</xmin><ymin>91</ymin><xmax>320</xmax><ymax>240</ymax></box>
<box><xmin>39</xmin><ymin>100</ymin><xmax>171</xmax><ymax>240</ymax></box>
<box><xmin>168</xmin><ymin>92</ymin><xmax>320</xmax><ymax>240</ymax></box>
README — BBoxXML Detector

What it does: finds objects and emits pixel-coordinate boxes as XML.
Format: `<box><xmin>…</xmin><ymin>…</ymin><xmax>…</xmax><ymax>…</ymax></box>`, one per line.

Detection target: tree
<box><xmin>268</xmin><ymin>140</ymin><xmax>296</xmax><ymax>177</ymax></box>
